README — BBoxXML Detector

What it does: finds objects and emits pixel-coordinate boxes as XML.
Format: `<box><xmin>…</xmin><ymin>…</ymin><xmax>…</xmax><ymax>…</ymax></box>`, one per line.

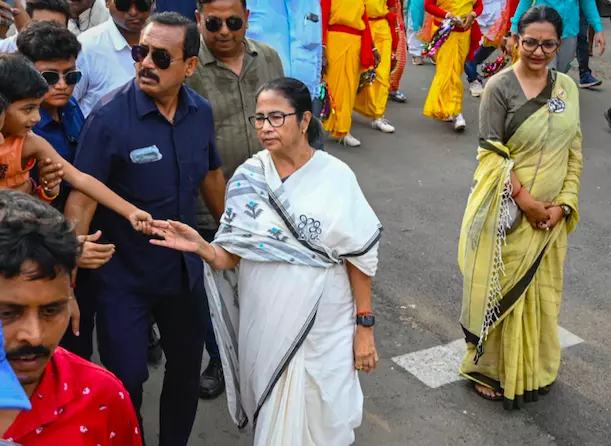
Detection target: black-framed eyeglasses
<box><xmin>131</xmin><ymin>44</ymin><xmax>173</xmax><ymax>70</ymax></box>
<box><xmin>113</xmin><ymin>0</ymin><xmax>152</xmax><ymax>13</ymax></box>
<box><xmin>249</xmin><ymin>112</ymin><xmax>297</xmax><ymax>130</ymax></box>
<box><xmin>205</xmin><ymin>16</ymin><xmax>244</xmax><ymax>33</ymax></box>
<box><xmin>520</xmin><ymin>37</ymin><xmax>560</xmax><ymax>54</ymax></box>
<box><xmin>40</xmin><ymin>70</ymin><xmax>82</xmax><ymax>86</ymax></box>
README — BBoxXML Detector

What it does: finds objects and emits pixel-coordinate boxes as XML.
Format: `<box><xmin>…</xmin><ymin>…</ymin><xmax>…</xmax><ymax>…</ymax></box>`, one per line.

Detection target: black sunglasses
<box><xmin>132</xmin><ymin>44</ymin><xmax>173</xmax><ymax>70</ymax></box>
<box><xmin>41</xmin><ymin>70</ymin><xmax>82</xmax><ymax>86</ymax></box>
<box><xmin>205</xmin><ymin>16</ymin><xmax>244</xmax><ymax>33</ymax></box>
<box><xmin>113</xmin><ymin>0</ymin><xmax>152</xmax><ymax>12</ymax></box>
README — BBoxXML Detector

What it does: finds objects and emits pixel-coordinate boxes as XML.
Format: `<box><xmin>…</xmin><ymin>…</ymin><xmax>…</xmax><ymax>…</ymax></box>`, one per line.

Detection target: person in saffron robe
<box><xmin>458</xmin><ymin>6</ymin><xmax>582</xmax><ymax>409</ymax></box>
<box><xmin>389</xmin><ymin>0</ymin><xmax>408</xmax><ymax>102</ymax></box>
<box><xmin>354</xmin><ymin>0</ymin><xmax>397</xmax><ymax>134</ymax></box>
<box><xmin>321</xmin><ymin>0</ymin><xmax>376</xmax><ymax>147</ymax></box>
<box><xmin>422</xmin><ymin>0</ymin><xmax>483</xmax><ymax>131</ymax></box>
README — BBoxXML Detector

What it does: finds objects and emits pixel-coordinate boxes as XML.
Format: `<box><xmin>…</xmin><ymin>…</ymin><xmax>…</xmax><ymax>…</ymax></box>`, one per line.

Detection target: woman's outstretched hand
<box><xmin>149</xmin><ymin>219</ymin><xmax>205</xmax><ymax>253</ymax></box>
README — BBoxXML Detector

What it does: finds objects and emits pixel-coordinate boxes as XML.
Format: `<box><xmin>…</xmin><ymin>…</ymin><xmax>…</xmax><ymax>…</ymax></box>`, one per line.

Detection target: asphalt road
<box><xmin>140</xmin><ymin>24</ymin><xmax>611</xmax><ymax>446</ymax></box>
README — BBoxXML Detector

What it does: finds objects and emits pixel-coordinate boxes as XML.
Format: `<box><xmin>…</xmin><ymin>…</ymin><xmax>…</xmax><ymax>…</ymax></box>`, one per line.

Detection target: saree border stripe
<box><xmin>251</xmin><ymin>300</ymin><xmax>321</xmax><ymax>430</ymax></box>
<box><xmin>342</xmin><ymin>226</ymin><xmax>383</xmax><ymax>258</ymax></box>
<box><xmin>461</xmin><ymin>246</ymin><xmax>547</xmax><ymax>349</ymax></box>
<box><xmin>504</xmin><ymin>70</ymin><xmax>555</xmax><ymax>144</ymax></box>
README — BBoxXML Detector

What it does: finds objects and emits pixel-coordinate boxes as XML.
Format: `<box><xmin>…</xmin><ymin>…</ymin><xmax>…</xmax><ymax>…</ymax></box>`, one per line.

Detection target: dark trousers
<box><xmin>60</xmin><ymin>277</ymin><xmax>96</xmax><ymax>361</ymax></box>
<box><xmin>577</xmin><ymin>10</ymin><xmax>591</xmax><ymax>76</ymax></box>
<box><xmin>91</xmin><ymin>279</ymin><xmax>206</xmax><ymax>446</ymax></box>
<box><xmin>464</xmin><ymin>44</ymin><xmax>497</xmax><ymax>83</ymax></box>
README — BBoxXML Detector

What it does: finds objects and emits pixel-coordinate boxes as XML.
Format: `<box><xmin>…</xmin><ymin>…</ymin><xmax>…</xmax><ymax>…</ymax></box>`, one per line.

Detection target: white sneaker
<box><xmin>454</xmin><ymin>114</ymin><xmax>466</xmax><ymax>132</ymax></box>
<box><xmin>340</xmin><ymin>133</ymin><xmax>361</xmax><ymax>147</ymax></box>
<box><xmin>469</xmin><ymin>80</ymin><xmax>484</xmax><ymax>97</ymax></box>
<box><xmin>372</xmin><ymin>117</ymin><xmax>395</xmax><ymax>133</ymax></box>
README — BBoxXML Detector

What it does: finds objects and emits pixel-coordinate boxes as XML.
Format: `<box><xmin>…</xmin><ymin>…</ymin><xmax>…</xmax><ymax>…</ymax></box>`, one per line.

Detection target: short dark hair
<box><xmin>0</xmin><ymin>54</ymin><xmax>48</xmax><ymax>103</ymax></box>
<box><xmin>0</xmin><ymin>190</ymin><xmax>79</xmax><ymax>280</ymax></box>
<box><xmin>147</xmin><ymin>12</ymin><xmax>200</xmax><ymax>59</ymax></box>
<box><xmin>25</xmin><ymin>0</ymin><xmax>71</xmax><ymax>25</ymax></box>
<box><xmin>197</xmin><ymin>0</ymin><xmax>247</xmax><ymax>12</ymax></box>
<box><xmin>0</xmin><ymin>93</ymin><xmax>8</xmax><ymax>115</ymax></box>
<box><xmin>256</xmin><ymin>77</ymin><xmax>323</xmax><ymax>146</ymax></box>
<box><xmin>17</xmin><ymin>21</ymin><xmax>82</xmax><ymax>63</ymax></box>
<box><xmin>517</xmin><ymin>5</ymin><xmax>564</xmax><ymax>40</ymax></box>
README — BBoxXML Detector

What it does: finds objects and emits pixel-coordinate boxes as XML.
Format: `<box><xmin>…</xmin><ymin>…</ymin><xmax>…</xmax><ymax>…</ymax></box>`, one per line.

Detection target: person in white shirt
<box><xmin>67</xmin><ymin>0</ymin><xmax>110</xmax><ymax>35</ymax></box>
<box><xmin>0</xmin><ymin>0</ymin><xmax>71</xmax><ymax>53</ymax></box>
<box><xmin>74</xmin><ymin>0</ymin><xmax>153</xmax><ymax>116</ymax></box>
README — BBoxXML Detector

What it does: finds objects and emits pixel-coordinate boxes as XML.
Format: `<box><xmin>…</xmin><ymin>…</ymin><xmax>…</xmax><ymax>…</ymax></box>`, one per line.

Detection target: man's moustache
<box><xmin>6</xmin><ymin>344</ymin><xmax>51</xmax><ymax>361</ymax></box>
<box><xmin>139</xmin><ymin>69</ymin><xmax>160</xmax><ymax>82</ymax></box>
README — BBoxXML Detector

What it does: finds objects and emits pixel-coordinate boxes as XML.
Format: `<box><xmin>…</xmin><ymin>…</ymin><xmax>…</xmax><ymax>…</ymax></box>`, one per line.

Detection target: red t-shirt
<box><xmin>3</xmin><ymin>347</ymin><xmax>142</xmax><ymax>446</ymax></box>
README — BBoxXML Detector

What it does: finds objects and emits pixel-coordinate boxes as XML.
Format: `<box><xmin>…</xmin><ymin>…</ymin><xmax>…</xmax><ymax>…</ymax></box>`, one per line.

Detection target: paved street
<box><xmin>140</xmin><ymin>24</ymin><xmax>611</xmax><ymax>445</ymax></box>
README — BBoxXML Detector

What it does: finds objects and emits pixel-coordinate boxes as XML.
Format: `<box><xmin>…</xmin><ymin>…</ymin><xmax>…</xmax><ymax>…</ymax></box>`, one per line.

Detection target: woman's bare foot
<box><xmin>474</xmin><ymin>383</ymin><xmax>503</xmax><ymax>401</ymax></box>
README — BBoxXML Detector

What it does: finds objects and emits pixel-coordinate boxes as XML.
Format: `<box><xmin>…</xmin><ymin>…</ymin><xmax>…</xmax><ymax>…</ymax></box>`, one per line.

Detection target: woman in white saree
<box><xmin>148</xmin><ymin>78</ymin><xmax>382</xmax><ymax>446</ymax></box>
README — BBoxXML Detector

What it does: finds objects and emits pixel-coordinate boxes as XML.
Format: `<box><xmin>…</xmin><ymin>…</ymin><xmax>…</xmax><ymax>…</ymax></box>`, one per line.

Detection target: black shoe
<box><xmin>147</xmin><ymin>325</ymin><xmax>163</xmax><ymax>365</ymax></box>
<box><xmin>199</xmin><ymin>357</ymin><xmax>225</xmax><ymax>400</ymax></box>
<box><xmin>605</xmin><ymin>108</ymin><xmax>611</xmax><ymax>130</ymax></box>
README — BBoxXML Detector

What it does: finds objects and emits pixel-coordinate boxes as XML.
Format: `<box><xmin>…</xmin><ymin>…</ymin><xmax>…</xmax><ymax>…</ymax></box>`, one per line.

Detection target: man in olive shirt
<box><xmin>186</xmin><ymin>0</ymin><xmax>283</xmax><ymax>399</ymax></box>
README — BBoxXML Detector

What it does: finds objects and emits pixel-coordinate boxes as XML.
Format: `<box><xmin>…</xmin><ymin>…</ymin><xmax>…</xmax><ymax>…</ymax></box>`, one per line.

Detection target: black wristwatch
<box><xmin>356</xmin><ymin>313</ymin><xmax>375</xmax><ymax>327</ymax></box>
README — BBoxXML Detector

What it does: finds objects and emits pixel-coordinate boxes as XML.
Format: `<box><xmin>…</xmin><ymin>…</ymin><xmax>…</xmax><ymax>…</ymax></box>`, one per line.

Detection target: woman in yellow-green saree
<box><xmin>458</xmin><ymin>5</ymin><xmax>583</xmax><ymax>410</ymax></box>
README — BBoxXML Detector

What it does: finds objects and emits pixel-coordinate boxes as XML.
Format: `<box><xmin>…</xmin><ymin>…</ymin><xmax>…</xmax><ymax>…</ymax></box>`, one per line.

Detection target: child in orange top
<box><xmin>0</xmin><ymin>54</ymin><xmax>151</xmax><ymax>230</ymax></box>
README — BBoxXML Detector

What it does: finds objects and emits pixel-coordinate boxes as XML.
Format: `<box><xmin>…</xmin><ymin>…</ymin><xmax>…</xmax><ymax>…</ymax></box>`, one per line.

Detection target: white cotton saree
<box><xmin>204</xmin><ymin>150</ymin><xmax>382</xmax><ymax>445</ymax></box>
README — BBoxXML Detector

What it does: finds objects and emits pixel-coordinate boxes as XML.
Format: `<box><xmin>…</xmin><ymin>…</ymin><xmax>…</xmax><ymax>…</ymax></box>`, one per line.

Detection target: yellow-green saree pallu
<box><xmin>458</xmin><ymin>70</ymin><xmax>583</xmax><ymax>410</ymax></box>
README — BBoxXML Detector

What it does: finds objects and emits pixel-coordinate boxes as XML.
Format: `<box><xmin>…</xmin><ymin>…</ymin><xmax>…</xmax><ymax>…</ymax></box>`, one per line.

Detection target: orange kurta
<box><xmin>0</xmin><ymin>136</ymin><xmax>35</xmax><ymax>189</ymax></box>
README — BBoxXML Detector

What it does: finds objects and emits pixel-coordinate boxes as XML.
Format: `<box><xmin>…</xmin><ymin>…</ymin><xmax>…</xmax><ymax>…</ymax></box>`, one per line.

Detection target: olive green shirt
<box><xmin>186</xmin><ymin>37</ymin><xmax>284</xmax><ymax>230</ymax></box>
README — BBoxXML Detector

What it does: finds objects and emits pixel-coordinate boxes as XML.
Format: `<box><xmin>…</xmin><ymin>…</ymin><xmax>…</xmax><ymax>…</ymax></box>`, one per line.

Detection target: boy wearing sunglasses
<box><xmin>17</xmin><ymin>20</ymin><xmax>84</xmax><ymax>211</ymax></box>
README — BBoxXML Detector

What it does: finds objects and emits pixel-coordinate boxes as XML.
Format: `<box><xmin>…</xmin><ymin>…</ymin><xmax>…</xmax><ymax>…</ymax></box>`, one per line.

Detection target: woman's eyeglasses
<box><xmin>520</xmin><ymin>38</ymin><xmax>560</xmax><ymax>54</ymax></box>
<box><xmin>41</xmin><ymin>70</ymin><xmax>82</xmax><ymax>86</ymax></box>
<box><xmin>113</xmin><ymin>0</ymin><xmax>152</xmax><ymax>12</ymax></box>
<box><xmin>131</xmin><ymin>44</ymin><xmax>173</xmax><ymax>70</ymax></box>
<box><xmin>205</xmin><ymin>16</ymin><xmax>244</xmax><ymax>33</ymax></box>
<box><xmin>249</xmin><ymin>112</ymin><xmax>297</xmax><ymax>130</ymax></box>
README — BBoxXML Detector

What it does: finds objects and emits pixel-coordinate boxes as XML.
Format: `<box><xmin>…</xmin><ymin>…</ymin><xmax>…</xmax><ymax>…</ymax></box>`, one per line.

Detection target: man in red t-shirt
<box><xmin>0</xmin><ymin>190</ymin><xmax>141</xmax><ymax>445</ymax></box>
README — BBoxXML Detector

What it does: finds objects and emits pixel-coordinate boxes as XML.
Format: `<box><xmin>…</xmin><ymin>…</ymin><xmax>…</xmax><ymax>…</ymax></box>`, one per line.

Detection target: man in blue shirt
<box><xmin>64</xmin><ymin>12</ymin><xmax>226</xmax><ymax>445</ymax></box>
<box><xmin>246</xmin><ymin>0</ymin><xmax>323</xmax><ymax>97</ymax></box>
<box><xmin>155</xmin><ymin>0</ymin><xmax>196</xmax><ymax>20</ymax></box>
<box><xmin>510</xmin><ymin>0</ymin><xmax>606</xmax><ymax>73</ymax></box>
<box><xmin>16</xmin><ymin>20</ymin><xmax>85</xmax><ymax>211</ymax></box>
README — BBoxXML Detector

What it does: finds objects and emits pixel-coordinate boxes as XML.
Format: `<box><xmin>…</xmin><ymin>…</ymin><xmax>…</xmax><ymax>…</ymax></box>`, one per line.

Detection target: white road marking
<box><xmin>391</xmin><ymin>326</ymin><xmax>584</xmax><ymax>389</ymax></box>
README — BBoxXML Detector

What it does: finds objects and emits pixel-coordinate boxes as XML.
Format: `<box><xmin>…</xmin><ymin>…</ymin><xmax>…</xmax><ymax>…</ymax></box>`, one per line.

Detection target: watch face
<box><xmin>358</xmin><ymin>314</ymin><xmax>375</xmax><ymax>327</ymax></box>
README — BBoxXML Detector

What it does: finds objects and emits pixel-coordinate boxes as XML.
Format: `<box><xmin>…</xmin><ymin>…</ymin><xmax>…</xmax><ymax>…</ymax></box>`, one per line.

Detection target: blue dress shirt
<box><xmin>32</xmin><ymin>97</ymin><xmax>85</xmax><ymax>211</ymax></box>
<box><xmin>72</xmin><ymin>80</ymin><xmax>221</xmax><ymax>294</ymax></box>
<box><xmin>246</xmin><ymin>0</ymin><xmax>323</xmax><ymax>96</ymax></box>
<box><xmin>155</xmin><ymin>0</ymin><xmax>197</xmax><ymax>20</ymax></box>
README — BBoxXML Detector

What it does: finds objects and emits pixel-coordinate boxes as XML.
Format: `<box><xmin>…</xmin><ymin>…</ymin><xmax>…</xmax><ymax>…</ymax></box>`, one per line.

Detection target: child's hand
<box><xmin>129</xmin><ymin>209</ymin><xmax>153</xmax><ymax>233</ymax></box>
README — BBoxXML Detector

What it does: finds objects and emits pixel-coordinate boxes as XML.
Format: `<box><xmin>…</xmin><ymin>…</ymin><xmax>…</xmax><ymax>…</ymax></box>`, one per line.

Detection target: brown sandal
<box><xmin>474</xmin><ymin>384</ymin><xmax>503</xmax><ymax>401</ymax></box>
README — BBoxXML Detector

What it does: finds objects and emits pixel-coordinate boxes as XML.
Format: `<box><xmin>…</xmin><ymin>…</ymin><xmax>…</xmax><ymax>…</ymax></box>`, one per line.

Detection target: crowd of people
<box><xmin>0</xmin><ymin>0</ymin><xmax>606</xmax><ymax>444</ymax></box>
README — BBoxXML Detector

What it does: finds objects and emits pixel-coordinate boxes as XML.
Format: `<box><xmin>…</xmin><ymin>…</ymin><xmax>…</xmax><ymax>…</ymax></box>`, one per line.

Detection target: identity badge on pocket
<box><xmin>129</xmin><ymin>145</ymin><xmax>163</xmax><ymax>164</ymax></box>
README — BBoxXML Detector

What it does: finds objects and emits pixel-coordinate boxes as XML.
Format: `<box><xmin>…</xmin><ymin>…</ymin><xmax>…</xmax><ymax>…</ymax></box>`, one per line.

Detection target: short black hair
<box><xmin>517</xmin><ymin>5</ymin><xmax>564</xmax><ymax>40</ymax></box>
<box><xmin>0</xmin><ymin>190</ymin><xmax>79</xmax><ymax>280</ymax></box>
<box><xmin>256</xmin><ymin>77</ymin><xmax>323</xmax><ymax>146</ymax></box>
<box><xmin>0</xmin><ymin>54</ymin><xmax>48</xmax><ymax>103</ymax></box>
<box><xmin>197</xmin><ymin>0</ymin><xmax>247</xmax><ymax>12</ymax></box>
<box><xmin>147</xmin><ymin>12</ymin><xmax>200</xmax><ymax>59</ymax></box>
<box><xmin>17</xmin><ymin>20</ymin><xmax>82</xmax><ymax>63</ymax></box>
<box><xmin>0</xmin><ymin>93</ymin><xmax>8</xmax><ymax>115</ymax></box>
<box><xmin>25</xmin><ymin>0</ymin><xmax>71</xmax><ymax>25</ymax></box>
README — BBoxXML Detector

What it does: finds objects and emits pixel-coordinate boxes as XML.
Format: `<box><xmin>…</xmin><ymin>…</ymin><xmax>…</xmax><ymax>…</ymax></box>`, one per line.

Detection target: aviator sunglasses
<box><xmin>131</xmin><ymin>44</ymin><xmax>173</xmax><ymax>70</ymax></box>
<box><xmin>205</xmin><ymin>16</ymin><xmax>244</xmax><ymax>32</ymax></box>
<box><xmin>113</xmin><ymin>0</ymin><xmax>152</xmax><ymax>12</ymax></box>
<box><xmin>41</xmin><ymin>70</ymin><xmax>82</xmax><ymax>86</ymax></box>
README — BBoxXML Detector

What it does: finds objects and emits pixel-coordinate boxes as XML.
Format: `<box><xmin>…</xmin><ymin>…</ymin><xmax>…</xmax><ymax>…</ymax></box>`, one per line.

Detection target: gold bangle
<box><xmin>38</xmin><ymin>186</ymin><xmax>59</xmax><ymax>202</ymax></box>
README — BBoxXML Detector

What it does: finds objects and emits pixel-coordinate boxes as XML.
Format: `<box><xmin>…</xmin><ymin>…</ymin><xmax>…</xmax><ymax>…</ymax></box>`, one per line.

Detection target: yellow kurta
<box><xmin>354</xmin><ymin>0</ymin><xmax>392</xmax><ymax>119</ymax></box>
<box><xmin>323</xmin><ymin>0</ymin><xmax>366</xmax><ymax>139</ymax></box>
<box><xmin>458</xmin><ymin>70</ymin><xmax>582</xmax><ymax>409</ymax></box>
<box><xmin>423</xmin><ymin>0</ymin><xmax>476</xmax><ymax>120</ymax></box>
